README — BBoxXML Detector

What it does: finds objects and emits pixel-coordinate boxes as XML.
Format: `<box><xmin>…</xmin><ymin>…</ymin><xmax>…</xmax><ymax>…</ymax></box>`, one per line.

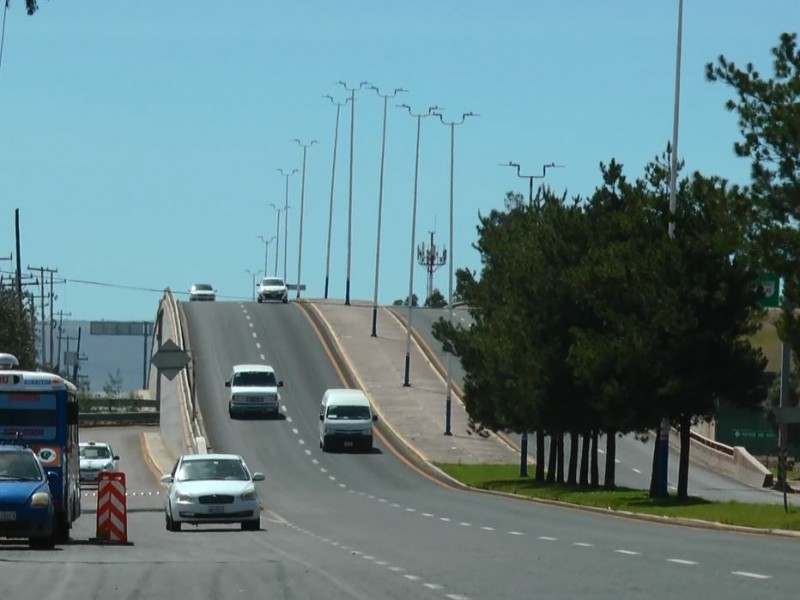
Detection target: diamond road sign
<box><xmin>150</xmin><ymin>339</ymin><xmax>190</xmax><ymax>381</ymax></box>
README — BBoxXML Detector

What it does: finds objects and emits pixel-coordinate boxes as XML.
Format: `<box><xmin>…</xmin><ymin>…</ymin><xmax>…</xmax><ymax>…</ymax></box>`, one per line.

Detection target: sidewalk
<box><xmin>305</xmin><ymin>299</ymin><xmax>518</xmax><ymax>467</ymax></box>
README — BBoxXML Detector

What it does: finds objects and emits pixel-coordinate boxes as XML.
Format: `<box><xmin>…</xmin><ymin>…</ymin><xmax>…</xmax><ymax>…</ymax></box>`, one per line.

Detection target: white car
<box><xmin>160</xmin><ymin>454</ymin><xmax>265</xmax><ymax>532</ymax></box>
<box><xmin>225</xmin><ymin>364</ymin><xmax>284</xmax><ymax>418</ymax></box>
<box><xmin>78</xmin><ymin>441</ymin><xmax>119</xmax><ymax>484</ymax></box>
<box><xmin>189</xmin><ymin>283</ymin><xmax>216</xmax><ymax>301</ymax></box>
<box><xmin>257</xmin><ymin>277</ymin><xmax>289</xmax><ymax>303</ymax></box>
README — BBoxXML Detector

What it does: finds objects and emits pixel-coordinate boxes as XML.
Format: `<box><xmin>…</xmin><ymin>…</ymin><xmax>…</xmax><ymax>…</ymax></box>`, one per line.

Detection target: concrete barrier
<box><xmin>669</xmin><ymin>427</ymin><xmax>773</xmax><ymax>488</ymax></box>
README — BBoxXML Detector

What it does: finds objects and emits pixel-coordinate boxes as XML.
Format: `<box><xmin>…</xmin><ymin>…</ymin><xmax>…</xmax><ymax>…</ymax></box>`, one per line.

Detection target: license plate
<box><xmin>343</xmin><ymin>441</ymin><xmax>353</xmax><ymax>448</ymax></box>
<box><xmin>207</xmin><ymin>505</ymin><xmax>225</xmax><ymax>514</ymax></box>
<box><xmin>0</xmin><ymin>511</ymin><xmax>16</xmax><ymax>522</ymax></box>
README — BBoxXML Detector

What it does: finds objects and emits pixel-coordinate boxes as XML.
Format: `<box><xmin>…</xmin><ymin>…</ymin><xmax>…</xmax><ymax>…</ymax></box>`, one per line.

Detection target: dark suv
<box><xmin>0</xmin><ymin>444</ymin><xmax>56</xmax><ymax>549</ymax></box>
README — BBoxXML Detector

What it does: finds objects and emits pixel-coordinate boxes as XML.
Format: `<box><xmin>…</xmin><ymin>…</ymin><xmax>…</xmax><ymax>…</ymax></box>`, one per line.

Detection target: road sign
<box><xmin>732</xmin><ymin>428</ymin><xmax>776</xmax><ymax>440</ymax></box>
<box><xmin>775</xmin><ymin>407</ymin><xmax>800</xmax><ymax>424</ymax></box>
<box><xmin>91</xmin><ymin>321</ymin><xmax>152</xmax><ymax>336</ymax></box>
<box><xmin>757</xmin><ymin>272</ymin><xmax>780</xmax><ymax>308</ymax></box>
<box><xmin>150</xmin><ymin>339</ymin><xmax>190</xmax><ymax>381</ymax></box>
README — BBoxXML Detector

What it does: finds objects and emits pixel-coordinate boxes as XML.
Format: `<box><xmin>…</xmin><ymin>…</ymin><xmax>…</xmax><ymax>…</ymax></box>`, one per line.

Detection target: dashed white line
<box><xmin>508</xmin><ymin>531</ymin><xmax>524</xmax><ymax>536</ymax></box>
<box><xmin>292</xmin><ymin>428</ymin><xmax>299</xmax><ymax>434</ymax></box>
<box><xmin>251</xmin><ymin>332</ymin><xmax>257</xmax><ymax>338</ymax></box>
<box><xmin>388</xmin><ymin>566</ymin><xmax>404</xmax><ymax>573</ymax></box>
<box><xmin>298</xmin><ymin>439</ymin><xmax>305</xmax><ymax>445</ymax></box>
<box><xmin>375</xmin><ymin>560</ymin><xmax>388</xmax><ymax>566</ymax></box>
<box><xmin>406</xmin><ymin>508</ymin><xmax>416</xmax><ymax>513</ymax></box>
<box><xmin>446</xmin><ymin>595</ymin><xmax>471</xmax><ymax>600</ymax></box>
<box><xmin>632</xmin><ymin>468</ymin><xmax>642</xmax><ymax>474</ymax></box>
<box><xmin>422</xmin><ymin>513</ymin><xmax>435</xmax><ymax>518</ymax></box>
<box><xmin>404</xmin><ymin>575</ymin><xmax>420</xmax><ymax>581</ymax></box>
<box><xmin>338</xmin><ymin>483</ymin><xmax>346</xmax><ymax>488</ymax></box>
<box><xmin>249</xmin><ymin>322</ymin><xmax>254</xmax><ymax>328</ymax></box>
<box><xmin>732</xmin><ymin>571</ymin><xmax>770</xmax><ymax>580</ymax></box>
<box><xmin>328</xmin><ymin>475</ymin><xmax>336</xmax><ymax>481</ymax></box>
<box><xmin>424</xmin><ymin>583</ymin><xmax>444</xmax><ymax>590</ymax></box>
<box><xmin>459</xmin><ymin>522</ymin><xmax>471</xmax><ymax>527</ymax></box>
<box><xmin>481</xmin><ymin>526</ymin><xmax>495</xmax><ymax>531</ymax></box>
<box><xmin>259</xmin><ymin>354</ymin><xmax>266</xmax><ymax>361</ymax></box>
<box><xmin>311</xmin><ymin>459</ymin><xmax>319</xmax><ymax>465</ymax></box>
<box><xmin>255</xmin><ymin>342</ymin><xmax>261</xmax><ymax>349</ymax></box>
<box><xmin>440</xmin><ymin>517</ymin><xmax>451</xmax><ymax>522</ymax></box>
<box><xmin>363</xmin><ymin>555</ymin><xmax>374</xmax><ymax>560</ymax></box>
<box><xmin>304</xmin><ymin>449</ymin><xmax>311</xmax><ymax>455</ymax></box>
<box><xmin>391</xmin><ymin>503</ymin><xmax>400</xmax><ymax>508</ymax></box>
<box><xmin>320</xmin><ymin>467</ymin><xmax>327</xmax><ymax>473</ymax></box>
<box><xmin>573</xmin><ymin>542</ymin><xmax>593</xmax><ymax>547</ymax></box>
<box><xmin>538</xmin><ymin>536</ymin><xmax>557</xmax><ymax>541</ymax></box>
<box><xmin>615</xmin><ymin>550</ymin><xmax>640</xmax><ymax>556</ymax></box>
<box><xmin>667</xmin><ymin>559</ymin><xmax>697</xmax><ymax>566</ymax></box>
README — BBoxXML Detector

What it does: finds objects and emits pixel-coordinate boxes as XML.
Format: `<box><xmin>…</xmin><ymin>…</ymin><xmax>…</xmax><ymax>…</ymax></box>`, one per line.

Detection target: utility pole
<box><xmin>55</xmin><ymin>309</ymin><xmax>72</xmax><ymax>375</ymax></box>
<box><xmin>15</xmin><ymin>209</ymin><xmax>22</xmax><ymax>310</ymax></box>
<box><xmin>416</xmin><ymin>231</ymin><xmax>447</xmax><ymax>303</ymax></box>
<box><xmin>27</xmin><ymin>265</ymin><xmax>57</xmax><ymax>367</ymax></box>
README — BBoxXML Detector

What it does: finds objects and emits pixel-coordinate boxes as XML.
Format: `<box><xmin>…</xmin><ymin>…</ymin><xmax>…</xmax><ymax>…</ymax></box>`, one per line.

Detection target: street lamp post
<box><xmin>502</xmin><ymin>161</ymin><xmax>564</xmax><ymax>206</ymax></box>
<box><xmin>323</xmin><ymin>95</ymin><xmax>350</xmax><ymax>299</ymax></box>
<box><xmin>269</xmin><ymin>203</ymin><xmax>283</xmax><ymax>276</ymax></box>
<box><xmin>433</xmin><ymin>110</ymin><xmax>478</xmax><ymax>435</ymax></box>
<box><xmin>399</xmin><ymin>103</ymin><xmax>440</xmax><ymax>387</ymax></box>
<box><xmin>656</xmin><ymin>0</ymin><xmax>685</xmax><ymax>499</ymax></box>
<box><xmin>277</xmin><ymin>168</ymin><xmax>298</xmax><ymax>283</ymax></box>
<box><xmin>244</xmin><ymin>269</ymin><xmax>262</xmax><ymax>300</ymax></box>
<box><xmin>370</xmin><ymin>85</ymin><xmax>406</xmax><ymax>337</ymax></box>
<box><xmin>293</xmin><ymin>138</ymin><xmax>318</xmax><ymax>299</ymax></box>
<box><xmin>338</xmin><ymin>80</ymin><xmax>371</xmax><ymax>305</ymax></box>
<box><xmin>258</xmin><ymin>235</ymin><xmax>276</xmax><ymax>277</ymax></box>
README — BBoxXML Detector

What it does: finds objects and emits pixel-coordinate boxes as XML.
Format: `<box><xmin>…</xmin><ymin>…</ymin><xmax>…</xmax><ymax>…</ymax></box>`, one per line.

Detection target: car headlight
<box><xmin>363</xmin><ymin>429</ymin><xmax>372</xmax><ymax>435</ymax></box>
<box><xmin>102</xmin><ymin>462</ymin><xmax>115</xmax><ymax>471</ymax></box>
<box><xmin>176</xmin><ymin>493</ymin><xmax>194</xmax><ymax>502</ymax></box>
<box><xmin>240</xmin><ymin>487</ymin><xmax>257</xmax><ymax>501</ymax></box>
<box><xmin>30</xmin><ymin>491</ymin><xmax>51</xmax><ymax>507</ymax></box>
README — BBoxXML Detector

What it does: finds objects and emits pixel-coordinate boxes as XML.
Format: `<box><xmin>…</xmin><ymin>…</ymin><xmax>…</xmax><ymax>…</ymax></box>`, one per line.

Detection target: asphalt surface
<box><xmin>3</xmin><ymin>300</ymin><xmax>796</xmax><ymax>600</ymax></box>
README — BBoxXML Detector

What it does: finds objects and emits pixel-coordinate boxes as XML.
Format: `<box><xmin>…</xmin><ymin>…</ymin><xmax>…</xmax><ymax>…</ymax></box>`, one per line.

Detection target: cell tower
<box><xmin>417</xmin><ymin>231</ymin><xmax>447</xmax><ymax>303</ymax></box>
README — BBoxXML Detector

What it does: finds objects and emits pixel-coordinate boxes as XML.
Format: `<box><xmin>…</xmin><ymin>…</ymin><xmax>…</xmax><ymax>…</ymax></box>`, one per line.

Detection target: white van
<box><xmin>319</xmin><ymin>389</ymin><xmax>377</xmax><ymax>452</ymax></box>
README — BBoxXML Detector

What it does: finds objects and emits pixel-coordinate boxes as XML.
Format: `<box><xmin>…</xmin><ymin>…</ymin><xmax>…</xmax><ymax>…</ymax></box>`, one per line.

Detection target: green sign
<box><xmin>757</xmin><ymin>272</ymin><xmax>780</xmax><ymax>308</ymax></box>
<box><xmin>732</xmin><ymin>429</ymin><xmax>776</xmax><ymax>440</ymax></box>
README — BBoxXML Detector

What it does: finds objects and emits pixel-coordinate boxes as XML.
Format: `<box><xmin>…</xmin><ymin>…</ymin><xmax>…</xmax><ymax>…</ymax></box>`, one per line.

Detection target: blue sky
<box><xmin>0</xmin><ymin>1</ymin><xmax>796</xmax><ymax>321</ymax></box>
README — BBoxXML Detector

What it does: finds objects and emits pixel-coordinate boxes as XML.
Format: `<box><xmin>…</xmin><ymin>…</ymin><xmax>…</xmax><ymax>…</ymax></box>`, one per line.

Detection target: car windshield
<box><xmin>176</xmin><ymin>458</ymin><xmax>249</xmax><ymax>482</ymax></box>
<box><xmin>81</xmin><ymin>446</ymin><xmax>111</xmax><ymax>459</ymax></box>
<box><xmin>233</xmin><ymin>371</ymin><xmax>276</xmax><ymax>387</ymax></box>
<box><xmin>326</xmin><ymin>405</ymin><xmax>371</xmax><ymax>420</ymax></box>
<box><xmin>261</xmin><ymin>279</ymin><xmax>284</xmax><ymax>286</ymax></box>
<box><xmin>194</xmin><ymin>284</ymin><xmax>212</xmax><ymax>291</ymax></box>
<box><xmin>0</xmin><ymin>451</ymin><xmax>43</xmax><ymax>481</ymax></box>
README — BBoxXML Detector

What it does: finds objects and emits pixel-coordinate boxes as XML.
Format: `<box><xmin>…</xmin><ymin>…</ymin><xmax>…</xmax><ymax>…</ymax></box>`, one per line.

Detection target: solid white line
<box><xmin>615</xmin><ymin>549</ymin><xmax>640</xmax><ymax>556</ymax></box>
<box><xmin>667</xmin><ymin>559</ymin><xmax>698</xmax><ymax>565</ymax></box>
<box><xmin>732</xmin><ymin>571</ymin><xmax>771</xmax><ymax>580</ymax></box>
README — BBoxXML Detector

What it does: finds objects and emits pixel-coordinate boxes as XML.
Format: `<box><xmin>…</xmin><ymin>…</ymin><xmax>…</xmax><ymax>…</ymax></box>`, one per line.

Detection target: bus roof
<box><xmin>0</xmin><ymin>370</ymin><xmax>77</xmax><ymax>393</ymax></box>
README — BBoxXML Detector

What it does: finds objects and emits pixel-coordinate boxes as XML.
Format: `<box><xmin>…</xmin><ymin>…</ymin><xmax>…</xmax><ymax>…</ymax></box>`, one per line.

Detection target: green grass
<box><xmin>437</xmin><ymin>463</ymin><xmax>800</xmax><ymax>532</ymax></box>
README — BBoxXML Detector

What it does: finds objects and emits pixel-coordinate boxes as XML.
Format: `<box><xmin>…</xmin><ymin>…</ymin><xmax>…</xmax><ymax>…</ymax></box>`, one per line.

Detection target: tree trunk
<box><xmin>677</xmin><ymin>412</ymin><xmax>691</xmax><ymax>500</ymax></box>
<box><xmin>590</xmin><ymin>430</ymin><xmax>599</xmax><ymax>488</ymax></box>
<box><xmin>567</xmin><ymin>431</ymin><xmax>579</xmax><ymax>485</ymax></box>
<box><xmin>535</xmin><ymin>429</ymin><xmax>545</xmax><ymax>481</ymax></box>
<box><xmin>546</xmin><ymin>435</ymin><xmax>557</xmax><ymax>483</ymax></box>
<box><xmin>579</xmin><ymin>432</ymin><xmax>590</xmax><ymax>486</ymax></box>
<box><xmin>603</xmin><ymin>430</ymin><xmax>617</xmax><ymax>489</ymax></box>
<box><xmin>556</xmin><ymin>432</ymin><xmax>565</xmax><ymax>484</ymax></box>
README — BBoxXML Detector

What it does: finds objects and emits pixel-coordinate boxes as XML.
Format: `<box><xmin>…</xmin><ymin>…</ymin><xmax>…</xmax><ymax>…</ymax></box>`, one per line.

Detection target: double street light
<box><xmin>433</xmin><ymin>110</ymin><xmax>478</xmax><ymax>435</ymax></box>
<box><xmin>370</xmin><ymin>85</ymin><xmax>407</xmax><ymax>337</ymax></box>
<box><xmin>502</xmin><ymin>161</ymin><xmax>564</xmax><ymax>206</ymax></box>
<box><xmin>338</xmin><ymin>80</ymin><xmax>371</xmax><ymax>305</ymax></box>
<box><xmin>293</xmin><ymin>138</ymin><xmax>318</xmax><ymax>299</ymax></box>
<box><xmin>269</xmin><ymin>203</ymin><xmax>284</xmax><ymax>277</ymax></box>
<box><xmin>277</xmin><ymin>168</ymin><xmax>298</xmax><ymax>283</ymax></box>
<box><xmin>323</xmin><ymin>94</ymin><xmax>350</xmax><ymax>299</ymax></box>
<box><xmin>399</xmin><ymin>103</ymin><xmax>440</xmax><ymax>387</ymax></box>
<box><xmin>244</xmin><ymin>269</ymin><xmax>263</xmax><ymax>300</ymax></box>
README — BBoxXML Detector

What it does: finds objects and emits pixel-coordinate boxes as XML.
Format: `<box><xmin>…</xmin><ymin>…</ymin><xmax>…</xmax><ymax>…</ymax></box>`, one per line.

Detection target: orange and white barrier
<box><xmin>96</xmin><ymin>472</ymin><xmax>128</xmax><ymax>543</ymax></box>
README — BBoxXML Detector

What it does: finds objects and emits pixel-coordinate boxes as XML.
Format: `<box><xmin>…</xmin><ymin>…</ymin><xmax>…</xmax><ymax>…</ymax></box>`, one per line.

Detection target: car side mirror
<box><xmin>113</xmin><ymin>455</ymin><xmax>120</xmax><ymax>461</ymax></box>
<box><xmin>252</xmin><ymin>472</ymin><xmax>266</xmax><ymax>482</ymax></box>
<box><xmin>319</xmin><ymin>414</ymin><xmax>324</xmax><ymax>421</ymax></box>
<box><xmin>372</xmin><ymin>415</ymin><xmax>378</xmax><ymax>422</ymax></box>
<box><xmin>225</xmin><ymin>381</ymin><xmax>231</xmax><ymax>387</ymax></box>
<box><xmin>278</xmin><ymin>381</ymin><xmax>284</xmax><ymax>388</ymax></box>
<box><xmin>160</xmin><ymin>474</ymin><xmax>174</xmax><ymax>484</ymax></box>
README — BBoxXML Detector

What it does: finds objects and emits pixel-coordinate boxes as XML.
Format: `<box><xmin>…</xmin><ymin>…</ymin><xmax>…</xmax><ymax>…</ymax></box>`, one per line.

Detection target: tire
<box><xmin>29</xmin><ymin>534</ymin><xmax>55</xmax><ymax>550</ymax></box>
<box><xmin>257</xmin><ymin>297</ymin><xmax>263</xmax><ymax>303</ymax></box>
<box><xmin>321</xmin><ymin>436</ymin><xmax>330</xmax><ymax>453</ymax></box>
<box><xmin>241</xmin><ymin>519</ymin><xmax>260</xmax><ymax>531</ymax></box>
<box><xmin>282</xmin><ymin>298</ymin><xmax>288</xmax><ymax>304</ymax></box>
<box><xmin>361</xmin><ymin>437</ymin><xmax>373</xmax><ymax>453</ymax></box>
<box><xmin>54</xmin><ymin>512</ymin><xmax>69</xmax><ymax>543</ymax></box>
<box><xmin>166</xmin><ymin>507</ymin><xmax>181</xmax><ymax>532</ymax></box>
<box><xmin>228</xmin><ymin>403</ymin><xmax>234</xmax><ymax>418</ymax></box>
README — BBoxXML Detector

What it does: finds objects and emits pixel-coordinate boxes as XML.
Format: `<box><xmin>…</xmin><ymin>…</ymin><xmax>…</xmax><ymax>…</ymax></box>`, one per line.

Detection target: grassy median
<box><xmin>436</xmin><ymin>463</ymin><xmax>800</xmax><ymax>532</ymax></box>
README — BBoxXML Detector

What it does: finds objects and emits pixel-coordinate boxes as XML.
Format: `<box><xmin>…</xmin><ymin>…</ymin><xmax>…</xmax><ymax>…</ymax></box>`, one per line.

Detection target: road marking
<box><xmin>422</xmin><ymin>513</ymin><xmax>435</xmax><ymax>517</ymax></box>
<box><xmin>249</xmin><ymin>322</ymin><xmax>254</xmax><ymax>328</ymax></box>
<box><xmin>255</xmin><ymin>342</ymin><xmax>261</xmax><ymax>349</ymax></box>
<box><xmin>292</xmin><ymin>428</ymin><xmax>299</xmax><ymax>434</ymax></box>
<box><xmin>732</xmin><ymin>571</ymin><xmax>770</xmax><ymax>580</ymax></box>
<box><xmin>375</xmin><ymin>561</ymin><xmax>388</xmax><ymax>566</ymax></box>
<box><xmin>311</xmin><ymin>459</ymin><xmax>319</xmax><ymax>465</ymax></box>
<box><xmin>363</xmin><ymin>555</ymin><xmax>374</xmax><ymax>560</ymax></box>
<box><xmin>508</xmin><ymin>531</ymin><xmax>524</xmax><ymax>536</ymax></box>
<box><xmin>339</xmin><ymin>483</ymin><xmax>346</xmax><ymax>488</ymax></box>
<box><xmin>404</xmin><ymin>575</ymin><xmax>420</xmax><ymax>581</ymax></box>
<box><xmin>391</xmin><ymin>503</ymin><xmax>400</xmax><ymax>508</ymax></box>
<box><xmin>424</xmin><ymin>583</ymin><xmax>443</xmax><ymax>590</ymax></box>
<box><xmin>251</xmin><ymin>332</ymin><xmax>257</xmax><ymax>338</ymax></box>
<box><xmin>614</xmin><ymin>459</ymin><xmax>620</xmax><ymax>464</ymax></box>
<box><xmin>481</xmin><ymin>526</ymin><xmax>495</xmax><ymax>531</ymax></box>
<box><xmin>260</xmin><ymin>354</ymin><xmax>266</xmax><ymax>361</ymax></box>
<box><xmin>459</xmin><ymin>522</ymin><xmax>471</xmax><ymax>526</ymax></box>
<box><xmin>573</xmin><ymin>542</ymin><xmax>593</xmax><ymax>547</ymax></box>
<box><xmin>328</xmin><ymin>475</ymin><xmax>336</xmax><ymax>481</ymax></box>
<box><xmin>668</xmin><ymin>559</ymin><xmax>697</xmax><ymax>565</ymax></box>
<box><xmin>632</xmin><ymin>468</ymin><xmax>642</xmax><ymax>474</ymax></box>
<box><xmin>320</xmin><ymin>467</ymin><xmax>327</xmax><ymax>473</ymax></box>
<box><xmin>378</xmin><ymin>498</ymin><xmax>388</xmax><ymax>503</ymax></box>
<box><xmin>388</xmin><ymin>566</ymin><xmax>404</xmax><ymax>572</ymax></box>
<box><xmin>615</xmin><ymin>550</ymin><xmax>640</xmax><ymax>556</ymax></box>
<box><xmin>440</xmin><ymin>517</ymin><xmax>451</xmax><ymax>522</ymax></box>
<box><xmin>598</xmin><ymin>449</ymin><xmax>605</xmax><ymax>454</ymax></box>
<box><xmin>446</xmin><ymin>595</ymin><xmax>471</xmax><ymax>600</ymax></box>
<box><xmin>406</xmin><ymin>508</ymin><xmax>416</xmax><ymax>512</ymax></box>
<box><xmin>538</xmin><ymin>536</ymin><xmax>557</xmax><ymax>541</ymax></box>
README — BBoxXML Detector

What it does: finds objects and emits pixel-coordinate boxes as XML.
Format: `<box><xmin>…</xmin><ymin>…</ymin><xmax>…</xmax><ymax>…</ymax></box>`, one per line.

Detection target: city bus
<box><xmin>0</xmin><ymin>353</ymin><xmax>81</xmax><ymax>541</ymax></box>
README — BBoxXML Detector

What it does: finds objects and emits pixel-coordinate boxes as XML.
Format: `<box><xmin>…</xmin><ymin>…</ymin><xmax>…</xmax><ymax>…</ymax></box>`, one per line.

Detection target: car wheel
<box><xmin>321</xmin><ymin>436</ymin><xmax>330</xmax><ymax>452</ymax></box>
<box><xmin>241</xmin><ymin>519</ymin><xmax>260</xmax><ymax>531</ymax></box>
<box><xmin>282</xmin><ymin>298</ymin><xmax>288</xmax><ymax>304</ymax></box>
<box><xmin>228</xmin><ymin>403</ymin><xmax>234</xmax><ymax>418</ymax></box>
<box><xmin>257</xmin><ymin>297</ymin><xmax>262</xmax><ymax>303</ymax></box>
<box><xmin>29</xmin><ymin>535</ymin><xmax>55</xmax><ymax>550</ymax></box>
<box><xmin>166</xmin><ymin>507</ymin><xmax>181</xmax><ymax>532</ymax></box>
